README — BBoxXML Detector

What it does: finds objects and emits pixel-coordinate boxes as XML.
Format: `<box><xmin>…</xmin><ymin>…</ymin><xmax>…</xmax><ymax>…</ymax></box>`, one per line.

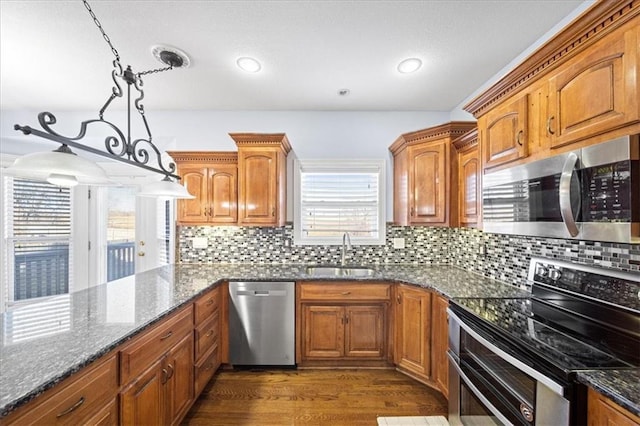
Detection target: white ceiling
<box><xmin>1</xmin><ymin>0</ymin><xmax>587</xmax><ymax>112</ymax></box>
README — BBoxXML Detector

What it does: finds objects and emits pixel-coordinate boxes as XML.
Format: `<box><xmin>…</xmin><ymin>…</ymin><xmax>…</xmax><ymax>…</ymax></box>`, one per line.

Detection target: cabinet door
<box><xmin>548</xmin><ymin>23</ymin><xmax>639</xmax><ymax>148</ymax></box>
<box><xmin>238</xmin><ymin>150</ymin><xmax>278</xmax><ymax>225</ymax></box>
<box><xmin>457</xmin><ymin>144</ymin><xmax>481</xmax><ymax>227</ymax></box>
<box><xmin>588</xmin><ymin>387</ymin><xmax>640</xmax><ymax>426</ymax></box>
<box><xmin>431</xmin><ymin>295</ymin><xmax>449</xmax><ymax>398</ymax></box>
<box><xmin>165</xmin><ymin>333</ymin><xmax>195</xmax><ymax>426</ymax></box>
<box><xmin>408</xmin><ymin>141</ymin><xmax>448</xmax><ymax>224</ymax></box>
<box><xmin>120</xmin><ymin>358</ymin><xmax>165</xmax><ymax>426</ymax></box>
<box><xmin>177</xmin><ymin>165</ymin><xmax>209</xmax><ymax>224</ymax></box>
<box><xmin>481</xmin><ymin>94</ymin><xmax>529</xmax><ymax>169</ymax></box>
<box><xmin>395</xmin><ymin>286</ymin><xmax>432</xmax><ymax>380</ymax></box>
<box><xmin>302</xmin><ymin>305</ymin><xmax>344</xmax><ymax>359</ymax></box>
<box><xmin>209</xmin><ymin>165</ymin><xmax>238</xmax><ymax>224</ymax></box>
<box><xmin>344</xmin><ymin>305</ymin><xmax>386</xmax><ymax>359</ymax></box>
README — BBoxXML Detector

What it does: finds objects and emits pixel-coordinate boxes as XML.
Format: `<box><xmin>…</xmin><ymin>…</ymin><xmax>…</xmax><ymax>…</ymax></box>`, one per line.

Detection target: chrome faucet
<box><xmin>341</xmin><ymin>232</ymin><xmax>352</xmax><ymax>266</ymax></box>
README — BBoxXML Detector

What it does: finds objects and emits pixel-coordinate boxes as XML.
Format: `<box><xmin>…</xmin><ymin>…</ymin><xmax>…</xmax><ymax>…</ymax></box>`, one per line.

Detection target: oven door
<box><xmin>448</xmin><ymin>310</ymin><xmax>570</xmax><ymax>426</ymax></box>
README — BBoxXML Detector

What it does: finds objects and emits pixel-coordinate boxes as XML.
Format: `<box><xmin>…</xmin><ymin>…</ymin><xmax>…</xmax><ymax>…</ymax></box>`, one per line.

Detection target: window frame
<box><xmin>293</xmin><ymin>159</ymin><xmax>386</xmax><ymax>246</ymax></box>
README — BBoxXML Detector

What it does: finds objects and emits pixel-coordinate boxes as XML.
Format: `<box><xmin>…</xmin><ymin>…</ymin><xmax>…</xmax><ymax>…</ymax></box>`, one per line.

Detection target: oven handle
<box><xmin>447</xmin><ymin>351</ymin><xmax>514</xmax><ymax>426</ymax></box>
<box><xmin>559</xmin><ymin>152</ymin><xmax>580</xmax><ymax>237</ymax></box>
<box><xmin>449</xmin><ymin>310</ymin><xmax>565</xmax><ymax>395</ymax></box>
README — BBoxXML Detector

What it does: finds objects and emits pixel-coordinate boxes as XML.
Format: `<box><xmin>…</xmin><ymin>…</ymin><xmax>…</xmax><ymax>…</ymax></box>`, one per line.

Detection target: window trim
<box><xmin>293</xmin><ymin>159</ymin><xmax>386</xmax><ymax>246</ymax></box>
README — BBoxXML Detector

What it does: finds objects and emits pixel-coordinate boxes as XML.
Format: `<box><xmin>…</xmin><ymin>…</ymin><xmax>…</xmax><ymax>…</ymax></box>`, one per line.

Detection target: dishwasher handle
<box><xmin>235</xmin><ymin>289</ymin><xmax>287</xmax><ymax>297</ymax></box>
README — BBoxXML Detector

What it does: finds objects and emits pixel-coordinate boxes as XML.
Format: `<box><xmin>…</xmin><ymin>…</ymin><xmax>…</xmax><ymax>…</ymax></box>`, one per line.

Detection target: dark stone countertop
<box><xmin>0</xmin><ymin>263</ymin><xmax>634</xmax><ymax>419</ymax></box>
<box><xmin>577</xmin><ymin>369</ymin><xmax>640</xmax><ymax>417</ymax></box>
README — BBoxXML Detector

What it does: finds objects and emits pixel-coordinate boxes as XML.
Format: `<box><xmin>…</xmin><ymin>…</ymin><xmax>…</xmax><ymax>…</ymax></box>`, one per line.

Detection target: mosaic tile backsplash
<box><xmin>178</xmin><ymin>224</ymin><xmax>639</xmax><ymax>283</ymax></box>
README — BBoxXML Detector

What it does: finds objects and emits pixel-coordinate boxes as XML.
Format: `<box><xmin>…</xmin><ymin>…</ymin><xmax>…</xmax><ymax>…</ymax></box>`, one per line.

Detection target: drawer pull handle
<box><xmin>161</xmin><ymin>368</ymin><xmax>169</xmax><ymax>384</ymax></box>
<box><xmin>546</xmin><ymin>116</ymin><xmax>555</xmax><ymax>135</ymax></box>
<box><xmin>166</xmin><ymin>363</ymin><xmax>174</xmax><ymax>380</ymax></box>
<box><xmin>206</xmin><ymin>299</ymin><xmax>214</xmax><ymax>306</ymax></box>
<box><xmin>206</xmin><ymin>330</ymin><xmax>214</xmax><ymax>338</ymax></box>
<box><xmin>205</xmin><ymin>363</ymin><xmax>214</xmax><ymax>371</ymax></box>
<box><xmin>516</xmin><ymin>130</ymin><xmax>524</xmax><ymax>146</ymax></box>
<box><xmin>160</xmin><ymin>331</ymin><xmax>173</xmax><ymax>341</ymax></box>
<box><xmin>57</xmin><ymin>396</ymin><xmax>85</xmax><ymax>417</ymax></box>
<box><xmin>341</xmin><ymin>291</ymin><xmax>351</xmax><ymax>295</ymax></box>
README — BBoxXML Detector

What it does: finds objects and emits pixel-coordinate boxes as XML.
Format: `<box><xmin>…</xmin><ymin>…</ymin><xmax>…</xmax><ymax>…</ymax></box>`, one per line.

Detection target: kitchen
<box><xmin>0</xmin><ymin>0</ymin><xmax>639</xmax><ymax>425</ymax></box>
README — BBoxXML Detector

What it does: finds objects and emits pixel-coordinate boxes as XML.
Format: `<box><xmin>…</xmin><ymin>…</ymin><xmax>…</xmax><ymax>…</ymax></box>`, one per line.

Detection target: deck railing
<box><xmin>107</xmin><ymin>241</ymin><xmax>135</xmax><ymax>281</ymax></box>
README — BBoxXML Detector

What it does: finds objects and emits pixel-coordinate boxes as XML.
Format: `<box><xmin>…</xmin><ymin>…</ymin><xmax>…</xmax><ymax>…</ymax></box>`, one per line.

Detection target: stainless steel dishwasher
<box><xmin>228</xmin><ymin>281</ymin><xmax>295</xmax><ymax>366</ymax></box>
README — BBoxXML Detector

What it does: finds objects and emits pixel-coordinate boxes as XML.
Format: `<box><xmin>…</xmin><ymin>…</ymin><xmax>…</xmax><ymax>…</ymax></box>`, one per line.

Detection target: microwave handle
<box><xmin>559</xmin><ymin>152</ymin><xmax>580</xmax><ymax>237</ymax></box>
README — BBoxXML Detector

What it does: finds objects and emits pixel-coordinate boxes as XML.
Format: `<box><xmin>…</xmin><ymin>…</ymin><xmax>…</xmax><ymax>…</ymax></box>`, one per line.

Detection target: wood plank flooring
<box><xmin>182</xmin><ymin>369</ymin><xmax>448</xmax><ymax>425</ymax></box>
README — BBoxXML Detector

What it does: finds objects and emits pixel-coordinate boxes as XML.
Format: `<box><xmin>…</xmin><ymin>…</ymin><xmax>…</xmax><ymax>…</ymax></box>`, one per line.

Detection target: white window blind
<box><xmin>4</xmin><ymin>178</ymin><xmax>73</xmax><ymax>303</ymax></box>
<box><xmin>294</xmin><ymin>160</ymin><xmax>385</xmax><ymax>245</ymax></box>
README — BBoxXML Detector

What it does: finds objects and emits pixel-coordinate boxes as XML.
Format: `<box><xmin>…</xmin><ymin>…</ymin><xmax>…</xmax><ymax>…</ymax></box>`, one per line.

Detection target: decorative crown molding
<box><xmin>167</xmin><ymin>151</ymin><xmax>238</xmax><ymax>164</ymax></box>
<box><xmin>452</xmin><ymin>128</ymin><xmax>479</xmax><ymax>150</ymax></box>
<box><xmin>228</xmin><ymin>133</ymin><xmax>292</xmax><ymax>154</ymax></box>
<box><xmin>389</xmin><ymin>121</ymin><xmax>477</xmax><ymax>154</ymax></box>
<box><xmin>464</xmin><ymin>0</ymin><xmax>639</xmax><ymax>118</ymax></box>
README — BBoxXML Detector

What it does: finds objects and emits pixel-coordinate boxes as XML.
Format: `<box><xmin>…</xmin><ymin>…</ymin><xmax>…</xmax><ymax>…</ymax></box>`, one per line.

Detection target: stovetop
<box><xmin>451</xmin><ymin>296</ymin><xmax>636</xmax><ymax>377</ymax></box>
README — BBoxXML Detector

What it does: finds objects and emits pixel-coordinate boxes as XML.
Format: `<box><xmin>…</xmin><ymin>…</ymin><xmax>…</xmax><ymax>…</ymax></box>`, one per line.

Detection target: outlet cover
<box><xmin>192</xmin><ymin>237</ymin><xmax>208</xmax><ymax>249</ymax></box>
<box><xmin>392</xmin><ymin>238</ymin><xmax>405</xmax><ymax>249</ymax></box>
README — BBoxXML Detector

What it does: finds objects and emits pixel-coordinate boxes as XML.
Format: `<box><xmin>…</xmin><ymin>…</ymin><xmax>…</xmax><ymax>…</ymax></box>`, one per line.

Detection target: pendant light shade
<box><xmin>137</xmin><ymin>176</ymin><xmax>195</xmax><ymax>199</ymax></box>
<box><xmin>4</xmin><ymin>146</ymin><xmax>112</xmax><ymax>187</ymax></box>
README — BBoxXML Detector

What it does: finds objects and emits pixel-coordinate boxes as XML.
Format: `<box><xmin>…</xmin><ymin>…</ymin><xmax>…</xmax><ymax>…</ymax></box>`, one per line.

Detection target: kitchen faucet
<box><xmin>341</xmin><ymin>232</ymin><xmax>352</xmax><ymax>266</ymax></box>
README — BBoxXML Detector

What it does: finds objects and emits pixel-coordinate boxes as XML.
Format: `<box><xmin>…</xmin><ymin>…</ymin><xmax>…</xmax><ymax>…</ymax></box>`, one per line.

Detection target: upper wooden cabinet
<box><xmin>452</xmin><ymin>129</ymin><xmax>481</xmax><ymax>228</ymax></box>
<box><xmin>168</xmin><ymin>152</ymin><xmax>238</xmax><ymax>225</ymax></box>
<box><xmin>465</xmin><ymin>1</ymin><xmax>640</xmax><ymax>168</ymax></box>
<box><xmin>390</xmin><ymin>122</ymin><xmax>476</xmax><ymax>226</ymax></box>
<box><xmin>479</xmin><ymin>94</ymin><xmax>528</xmax><ymax>169</ymax></box>
<box><xmin>547</xmin><ymin>19</ymin><xmax>639</xmax><ymax>149</ymax></box>
<box><xmin>229</xmin><ymin>133</ymin><xmax>291</xmax><ymax>227</ymax></box>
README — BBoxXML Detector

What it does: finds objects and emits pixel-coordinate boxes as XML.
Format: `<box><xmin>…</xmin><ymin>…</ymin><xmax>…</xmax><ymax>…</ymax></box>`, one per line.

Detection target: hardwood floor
<box><xmin>182</xmin><ymin>369</ymin><xmax>448</xmax><ymax>425</ymax></box>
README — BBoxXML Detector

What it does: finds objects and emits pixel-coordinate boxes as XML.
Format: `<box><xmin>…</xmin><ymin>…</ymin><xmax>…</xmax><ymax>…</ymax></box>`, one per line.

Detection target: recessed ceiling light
<box><xmin>236</xmin><ymin>57</ymin><xmax>262</xmax><ymax>73</ymax></box>
<box><xmin>397</xmin><ymin>58</ymin><xmax>422</xmax><ymax>74</ymax></box>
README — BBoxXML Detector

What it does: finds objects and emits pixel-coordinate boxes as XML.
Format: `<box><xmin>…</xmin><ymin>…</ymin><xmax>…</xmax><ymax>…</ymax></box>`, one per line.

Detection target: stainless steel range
<box><xmin>448</xmin><ymin>257</ymin><xmax>639</xmax><ymax>425</ymax></box>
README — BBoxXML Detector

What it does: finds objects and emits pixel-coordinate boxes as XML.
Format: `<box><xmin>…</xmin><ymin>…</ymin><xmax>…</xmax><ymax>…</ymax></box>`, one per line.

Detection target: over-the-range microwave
<box><xmin>482</xmin><ymin>135</ymin><xmax>639</xmax><ymax>243</ymax></box>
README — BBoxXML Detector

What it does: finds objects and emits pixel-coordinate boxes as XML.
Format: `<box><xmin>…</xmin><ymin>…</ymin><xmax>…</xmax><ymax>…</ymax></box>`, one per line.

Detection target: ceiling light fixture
<box><xmin>397</xmin><ymin>58</ymin><xmax>423</xmax><ymax>74</ymax></box>
<box><xmin>338</xmin><ymin>89</ymin><xmax>350</xmax><ymax>96</ymax></box>
<box><xmin>10</xmin><ymin>0</ymin><xmax>193</xmax><ymax>198</ymax></box>
<box><xmin>236</xmin><ymin>57</ymin><xmax>262</xmax><ymax>73</ymax></box>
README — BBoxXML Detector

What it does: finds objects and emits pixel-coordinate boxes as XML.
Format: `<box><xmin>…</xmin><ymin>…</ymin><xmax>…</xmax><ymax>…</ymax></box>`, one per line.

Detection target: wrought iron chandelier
<box><xmin>8</xmin><ymin>0</ymin><xmax>194</xmax><ymax>198</ymax></box>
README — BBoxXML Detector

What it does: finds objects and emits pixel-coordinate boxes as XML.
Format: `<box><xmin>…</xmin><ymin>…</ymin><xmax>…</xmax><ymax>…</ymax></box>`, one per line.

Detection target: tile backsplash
<box><xmin>178</xmin><ymin>224</ymin><xmax>639</xmax><ymax>284</ymax></box>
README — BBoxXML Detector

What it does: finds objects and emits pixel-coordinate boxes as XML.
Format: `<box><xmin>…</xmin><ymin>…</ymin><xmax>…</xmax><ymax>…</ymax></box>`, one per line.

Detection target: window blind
<box><xmin>8</xmin><ymin>178</ymin><xmax>72</xmax><ymax>302</ymax></box>
<box><xmin>300</xmin><ymin>172</ymin><xmax>379</xmax><ymax>238</ymax></box>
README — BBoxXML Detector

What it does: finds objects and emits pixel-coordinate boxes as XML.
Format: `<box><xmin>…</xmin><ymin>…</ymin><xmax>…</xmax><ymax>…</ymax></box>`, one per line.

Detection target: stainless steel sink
<box><xmin>305</xmin><ymin>266</ymin><xmax>377</xmax><ymax>277</ymax></box>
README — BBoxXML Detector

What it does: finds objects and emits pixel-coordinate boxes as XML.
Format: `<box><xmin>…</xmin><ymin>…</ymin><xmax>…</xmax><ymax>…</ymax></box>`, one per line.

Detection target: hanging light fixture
<box><xmin>10</xmin><ymin>0</ymin><xmax>193</xmax><ymax>199</ymax></box>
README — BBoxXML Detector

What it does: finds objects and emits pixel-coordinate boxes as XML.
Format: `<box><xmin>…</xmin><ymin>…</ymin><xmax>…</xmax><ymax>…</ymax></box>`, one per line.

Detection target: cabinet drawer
<box><xmin>6</xmin><ymin>355</ymin><xmax>118</xmax><ymax>426</ymax></box>
<box><xmin>299</xmin><ymin>283</ymin><xmax>391</xmax><ymax>301</ymax></box>
<box><xmin>194</xmin><ymin>345</ymin><xmax>220</xmax><ymax>396</ymax></box>
<box><xmin>119</xmin><ymin>306</ymin><xmax>194</xmax><ymax>385</ymax></box>
<box><xmin>195</xmin><ymin>308</ymin><xmax>220</xmax><ymax>361</ymax></box>
<box><xmin>194</xmin><ymin>286</ymin><xmax>221</xmax><ymax>326</ymax></box>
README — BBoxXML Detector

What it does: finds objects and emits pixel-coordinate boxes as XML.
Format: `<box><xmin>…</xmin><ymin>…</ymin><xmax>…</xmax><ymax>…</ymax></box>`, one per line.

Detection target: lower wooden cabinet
<box><xmin>395</xmin><ymin>285</ymin><xmax>432</xmax><ymax>381</ymax></box>
<box><xmin>3</xmin><ymin>354</ymin><xmax>119</xmax><ymax>426</ymax></box>
<box><xmin>588</xmin><ymin>387</ymin><xmax>640</xmax><ymax>426</ymax></box>
<box><xmin>431</xmin><ymin>294</ymin><xmax>449</xmax><ymax>398</ymax></box>
<box><xmin>297</xmin><ymin>282</ymin><xmax>391</xmax><ymax>366</ymax></box>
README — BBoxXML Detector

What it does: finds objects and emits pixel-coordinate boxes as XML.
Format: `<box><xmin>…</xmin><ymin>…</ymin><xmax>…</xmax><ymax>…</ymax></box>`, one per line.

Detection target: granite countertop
<box><xmin>577</xmin><ymin>369</ymin><xmax>640</xmax><ymax>417</ymax></box>
<box><xmin>0</xmin><ymin>263</ymin><xmax>633</xmax><ymax>419</ymax></box>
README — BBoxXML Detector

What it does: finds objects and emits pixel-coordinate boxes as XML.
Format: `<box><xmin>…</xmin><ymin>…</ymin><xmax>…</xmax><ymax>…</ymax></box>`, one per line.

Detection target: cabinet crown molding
<box><xmin>452</xmin><ymin>128</ymin><xmax>479</xmax><ymax>150</ymax></box>
<box><xmin>167</xmin><ymin>151</ymin><xmax>238</xmax><ymax>163</ymax></box>
<box><xmin>464</xmin><ymin>0</ymin><xmax>640</xmax><ymax>117</ymax></box>
<box><xmin>228</xmin><ymin>132</ymin><xmax>292</xmax><ymax>154</ymax></box>
<box><xmin>389</xmin><ymin>121</ymin><xmax>476</xmax><ymax>154</ymax></box>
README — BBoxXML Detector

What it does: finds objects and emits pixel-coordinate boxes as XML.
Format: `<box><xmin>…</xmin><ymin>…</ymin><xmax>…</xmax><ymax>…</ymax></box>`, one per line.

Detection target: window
<box><xmin>3</xmin><ymin>178</ymin><xmax>73</xmax><ymax>305</ymax></box>
<box><xmin>294</xmin><ymin>159</ymin><xmax>385</xmax><ymax>245</ymax></box>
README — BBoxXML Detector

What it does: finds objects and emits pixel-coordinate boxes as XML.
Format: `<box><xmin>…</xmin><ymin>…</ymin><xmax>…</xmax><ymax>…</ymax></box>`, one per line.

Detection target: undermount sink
<box><xmin>305</xmin><ymin>266</ymin><xmax>377</xmax><ymax>277</ymax></box>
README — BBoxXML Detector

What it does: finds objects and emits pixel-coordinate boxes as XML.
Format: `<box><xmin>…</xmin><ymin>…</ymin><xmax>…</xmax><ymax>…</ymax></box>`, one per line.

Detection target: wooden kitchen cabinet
<box><xmin>431</xmin><ymin>294</ymin><xmax>449</xmax><ymax>398</ymax></box>
<box><xmin>479</xmin><ymin>93</ymin><xmax>528</xmax><ymax>170</ymax></box>
<box><xmin>390</xmin><ymin>122</ymin><xmax>476</xmax><ymax>226</ymax></box>
<box><xmin>394</xmin><ymin>284</ymin><xmax>432</xmax><ymax>383</ymax></box>
<box><xmin>193</xmin><ymin>286</ymin><xmax>221</xmax><ymax>396</ymax></box>
<box><xmin>587</xmin><ymin>387</ymin><xmax>640</xmax><ymax>426</ymax></box>
<box><xmin>168</xmin><ymin>151</ymin><xmax>238</xmax><ymax>225</ymax></box>
<box><xmin>229</xmin><ymin>133</ymin><xmax>291</xmax><ymax>226</ymax></box>
<box><xmin>465</xmin><ymin>2</ymin><xmax>640</xmax><ymax>164</ymax></box>
<box><xmin>297</xmin><ymin>282</ymin><xmax>391</xmax><ymax>366</ymax></box>
<box><xmin>3</xmin><ymin>354</ymin><xmax>119</xmax><ymax>426</ymax></box>
<box><xmin>547</xmin><ymin>19</ymin><xmax>639</xmax><ymax>149</ymax></box>
<box><xmin>452</xmin><ymin>128</ymin><xmax>481</xmax><ymax>228</ymax></box>
<box><xmin>119</xmin><ymin>305</ymin><xmax>194</xmax><ymax>426</ymax></box>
